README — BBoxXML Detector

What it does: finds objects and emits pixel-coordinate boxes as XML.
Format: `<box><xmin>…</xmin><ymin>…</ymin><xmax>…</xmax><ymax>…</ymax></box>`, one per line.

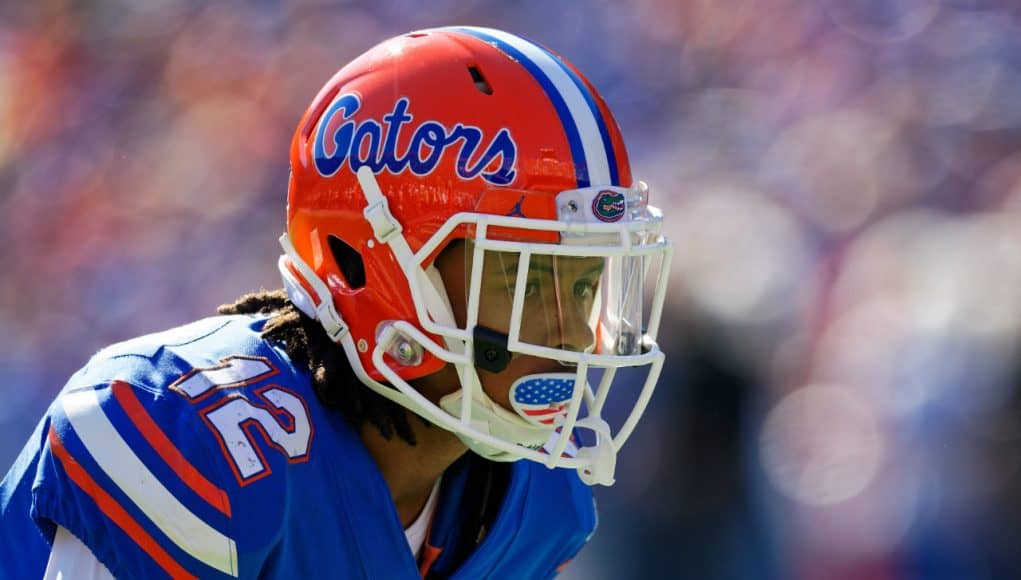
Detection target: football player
<box><xmin>1</xmin><ymin>26</ymin><xmax>671</xmax><ymax>578</ymax></box>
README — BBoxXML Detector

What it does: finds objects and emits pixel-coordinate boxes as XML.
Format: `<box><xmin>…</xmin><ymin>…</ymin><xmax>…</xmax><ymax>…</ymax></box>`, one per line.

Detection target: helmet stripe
<box><xmin>524</xmin><ymin>41</ymin><xmax>621</xmax><ymax>188</ymax></box>
<box><xmin>445</xmin><ymin>27</ymin><xmax>615</xmax><ymax>188</ymax></box>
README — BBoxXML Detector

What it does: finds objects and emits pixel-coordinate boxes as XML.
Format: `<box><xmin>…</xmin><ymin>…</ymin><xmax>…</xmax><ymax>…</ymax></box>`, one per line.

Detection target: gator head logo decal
<box><xmin>592</xmin><ymin>190</ymin><xmax>626</xmax><ymax>222</ymax></box>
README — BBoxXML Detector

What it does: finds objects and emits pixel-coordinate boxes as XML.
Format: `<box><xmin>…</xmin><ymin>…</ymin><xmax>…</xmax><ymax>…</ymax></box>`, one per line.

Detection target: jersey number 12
<box><xmin>170</xmin><ymin>356</ymin><xmax>313</xmax><ymax>485</ymax></box>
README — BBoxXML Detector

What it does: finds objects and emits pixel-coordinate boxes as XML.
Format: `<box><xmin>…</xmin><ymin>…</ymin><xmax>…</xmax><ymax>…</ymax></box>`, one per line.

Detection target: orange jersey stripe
<box><xmin>110</xmin><ymin>381</ymin><xmax>232</xmax><ymax>518</ymax></box>
<box><xmin>418</xmin><ymin>543</ymin><xmax>442</xmax><ymax>579</ymax></box>
<box><xmin>418</xmin><ymin>503</ymin><xmax>444</xmax><ymax>578</ymax></box>
<box><xmin>47</xmin><ymin>426</ymin><xmax>197</xmax><ymax>580</ymax></box>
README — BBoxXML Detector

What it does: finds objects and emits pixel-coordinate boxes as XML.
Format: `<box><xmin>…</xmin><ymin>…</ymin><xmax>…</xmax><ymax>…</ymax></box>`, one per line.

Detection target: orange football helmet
<box><xmin>278</xmin><ymin>26</ymin><xmax>671</xmax><ymax>485</ymax></box>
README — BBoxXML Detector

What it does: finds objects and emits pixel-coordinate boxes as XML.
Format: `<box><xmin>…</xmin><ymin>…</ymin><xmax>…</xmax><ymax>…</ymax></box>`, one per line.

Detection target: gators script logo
<box><xmin>592</xmin><ymin>190</ymin><xmax>626</xmax><ymax>222</ymax></box>
<box><xmin>313</xmin><ymin>94</ymin><xmax>517</xmax><ymax>186</ymax></box>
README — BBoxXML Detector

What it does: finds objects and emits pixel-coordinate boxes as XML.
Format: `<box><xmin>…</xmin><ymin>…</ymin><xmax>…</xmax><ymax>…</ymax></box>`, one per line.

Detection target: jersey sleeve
<box><xmin>31</xmin><ymin>380</ymin><xmax>242</xmax><ymax>579</ymax></box>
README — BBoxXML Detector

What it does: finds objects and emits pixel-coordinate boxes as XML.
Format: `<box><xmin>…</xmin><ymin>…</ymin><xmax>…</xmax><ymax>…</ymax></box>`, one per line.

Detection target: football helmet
<box><xmin>278</xmin><ymin>26</ymin><xmax>672</xmax><ymax>485</ymax></box>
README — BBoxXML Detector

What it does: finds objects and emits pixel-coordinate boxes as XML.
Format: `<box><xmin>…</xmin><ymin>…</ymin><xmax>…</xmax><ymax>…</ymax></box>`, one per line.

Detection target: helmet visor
<box><xmin>476</xmin><ymin>249</ymin><xmax>603</xmax><ymax>356</ymax></box>
<box><xmin>465</xmin><ymin>247</ymin><xmax>648</xmax><ymax>362</ymax></box>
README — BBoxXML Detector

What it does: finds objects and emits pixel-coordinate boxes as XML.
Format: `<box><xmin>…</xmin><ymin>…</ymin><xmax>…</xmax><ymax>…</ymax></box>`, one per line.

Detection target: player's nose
<box><xmin>551</xmin><ymin>303</ymin><xmax>595</xmax><ymax>354</ymax></box>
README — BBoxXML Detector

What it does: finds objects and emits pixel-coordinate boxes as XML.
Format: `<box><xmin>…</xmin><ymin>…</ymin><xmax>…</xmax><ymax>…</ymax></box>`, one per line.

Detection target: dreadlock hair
<box><xmin>217</xmin><ymin>289</ymin><xmax>417</xmax><ymax>445</ymax></box>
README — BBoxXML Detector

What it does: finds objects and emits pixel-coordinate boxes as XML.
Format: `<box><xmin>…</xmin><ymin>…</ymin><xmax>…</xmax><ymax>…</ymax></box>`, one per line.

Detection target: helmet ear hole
<box><xmin>328</xmin><ymin>235</ymin><xmax>366</xmax><ymax>289</ymax></box>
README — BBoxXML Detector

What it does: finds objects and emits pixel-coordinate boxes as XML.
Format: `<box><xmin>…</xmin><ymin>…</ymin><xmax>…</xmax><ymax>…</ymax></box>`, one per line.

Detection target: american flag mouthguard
<box><xmin>508</xmin><ymin>373</ymin><xmax>576</xmax><ymax>428</ymax></box>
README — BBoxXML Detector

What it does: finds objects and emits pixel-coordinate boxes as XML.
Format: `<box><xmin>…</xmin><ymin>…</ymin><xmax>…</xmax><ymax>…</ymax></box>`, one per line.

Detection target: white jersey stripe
<box><xmin>62</xmin><ymin>388</ymin><xmax>239</xmax><ymax>577</ymax></box>
<box><xmin>449</xmin><ymin>26</ymin><xmax>613</xmax><ymax>186</ymax></box>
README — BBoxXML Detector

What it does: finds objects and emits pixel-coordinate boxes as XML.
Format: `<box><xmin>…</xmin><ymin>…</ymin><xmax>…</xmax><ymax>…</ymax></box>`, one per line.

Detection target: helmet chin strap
<box><xmin>438</xmin><ymin>385</ymin><xmax>552</xmax><ymax>461</ymax></box>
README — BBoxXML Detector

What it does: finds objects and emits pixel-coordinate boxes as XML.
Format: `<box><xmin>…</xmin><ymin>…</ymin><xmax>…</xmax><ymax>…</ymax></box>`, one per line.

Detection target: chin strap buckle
<box><xmin>364</xmin><ymin>199</ymin><xmax>402</xmax><ymax>244</ymax></box>
<box><xmin>359</xmin><ymin>165</ymin><xmax>402</xmax><ymax>244</ymax></box>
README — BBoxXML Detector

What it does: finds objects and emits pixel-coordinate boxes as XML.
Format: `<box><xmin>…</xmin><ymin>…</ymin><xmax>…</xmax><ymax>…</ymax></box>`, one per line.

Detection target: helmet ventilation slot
<box><xmin>329</xmin><ymin>235</ymin><xmax>366</xmax><ymax>289</ymax></box>
<box><xmin>468</xmin><ymin>65</ymin><xmax>493</xmax><ymax>95</ymax></box>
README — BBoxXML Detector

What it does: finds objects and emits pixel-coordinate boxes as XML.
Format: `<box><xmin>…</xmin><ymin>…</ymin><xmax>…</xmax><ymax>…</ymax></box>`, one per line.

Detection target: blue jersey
<box><xmin>0</xmin><ymin>315</ymin><xmax>596</xmax><ymax>578</ymax></box>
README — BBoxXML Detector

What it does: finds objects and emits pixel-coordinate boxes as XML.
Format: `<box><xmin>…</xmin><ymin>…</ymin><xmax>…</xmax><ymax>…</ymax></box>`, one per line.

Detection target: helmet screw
<box><xmin>567</xmin><ymin>200</ymin><xmax>579</xmax><ymax>212</ymax></box>
<box><xmin>377</xmin><ymin>323</ymin><xmax>424</xmax><ymax>366</ymax></box>
<box><xmin>396</xmin><ymin>341</ymin><xmax>416</xmax><ymax>362</ymax></box>
<box><xmin>484</xmin><ymin>348</ymin><xmax>499</xmax><ymax>362</ymax></box>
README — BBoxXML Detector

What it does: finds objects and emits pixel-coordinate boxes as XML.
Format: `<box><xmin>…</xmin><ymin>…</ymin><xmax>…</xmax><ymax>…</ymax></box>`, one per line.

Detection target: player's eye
<box><xmin>573</xmin><ymin>279</ymin><xmax>597</xmax><ymax>300</ymax></box>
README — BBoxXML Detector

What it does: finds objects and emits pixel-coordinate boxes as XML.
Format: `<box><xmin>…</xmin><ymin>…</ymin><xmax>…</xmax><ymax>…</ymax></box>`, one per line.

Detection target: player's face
<box><xmin>434</xmin><ymin>240</ymin><xmax>602</xmax><ymax>410</ymax></box>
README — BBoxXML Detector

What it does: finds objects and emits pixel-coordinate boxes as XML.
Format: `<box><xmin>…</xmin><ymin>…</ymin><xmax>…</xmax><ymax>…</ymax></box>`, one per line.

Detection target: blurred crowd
<box><xmin>3</xmin><ymin>0</ymin><xmax>1020</xmax><ymax>578</ymax></box>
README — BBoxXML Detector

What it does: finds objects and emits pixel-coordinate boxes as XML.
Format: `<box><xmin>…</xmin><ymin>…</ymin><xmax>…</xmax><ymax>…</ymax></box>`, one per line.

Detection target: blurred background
<box><xmin>3</xmin><ymin>0</ymin><xmax>1021</xmax><ymax>578</ymax></box>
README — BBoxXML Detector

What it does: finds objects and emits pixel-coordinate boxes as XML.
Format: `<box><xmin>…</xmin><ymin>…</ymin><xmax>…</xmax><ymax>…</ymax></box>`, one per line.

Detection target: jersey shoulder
<box><xmin>28</xmin><ymin>315</ymin><xmax>319</xmax><ymax>579</ymax></box>
<box><xmin>70</xmin><ymin>314</ymin><xmax>291</xmax><ymax>396</ymax></box>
